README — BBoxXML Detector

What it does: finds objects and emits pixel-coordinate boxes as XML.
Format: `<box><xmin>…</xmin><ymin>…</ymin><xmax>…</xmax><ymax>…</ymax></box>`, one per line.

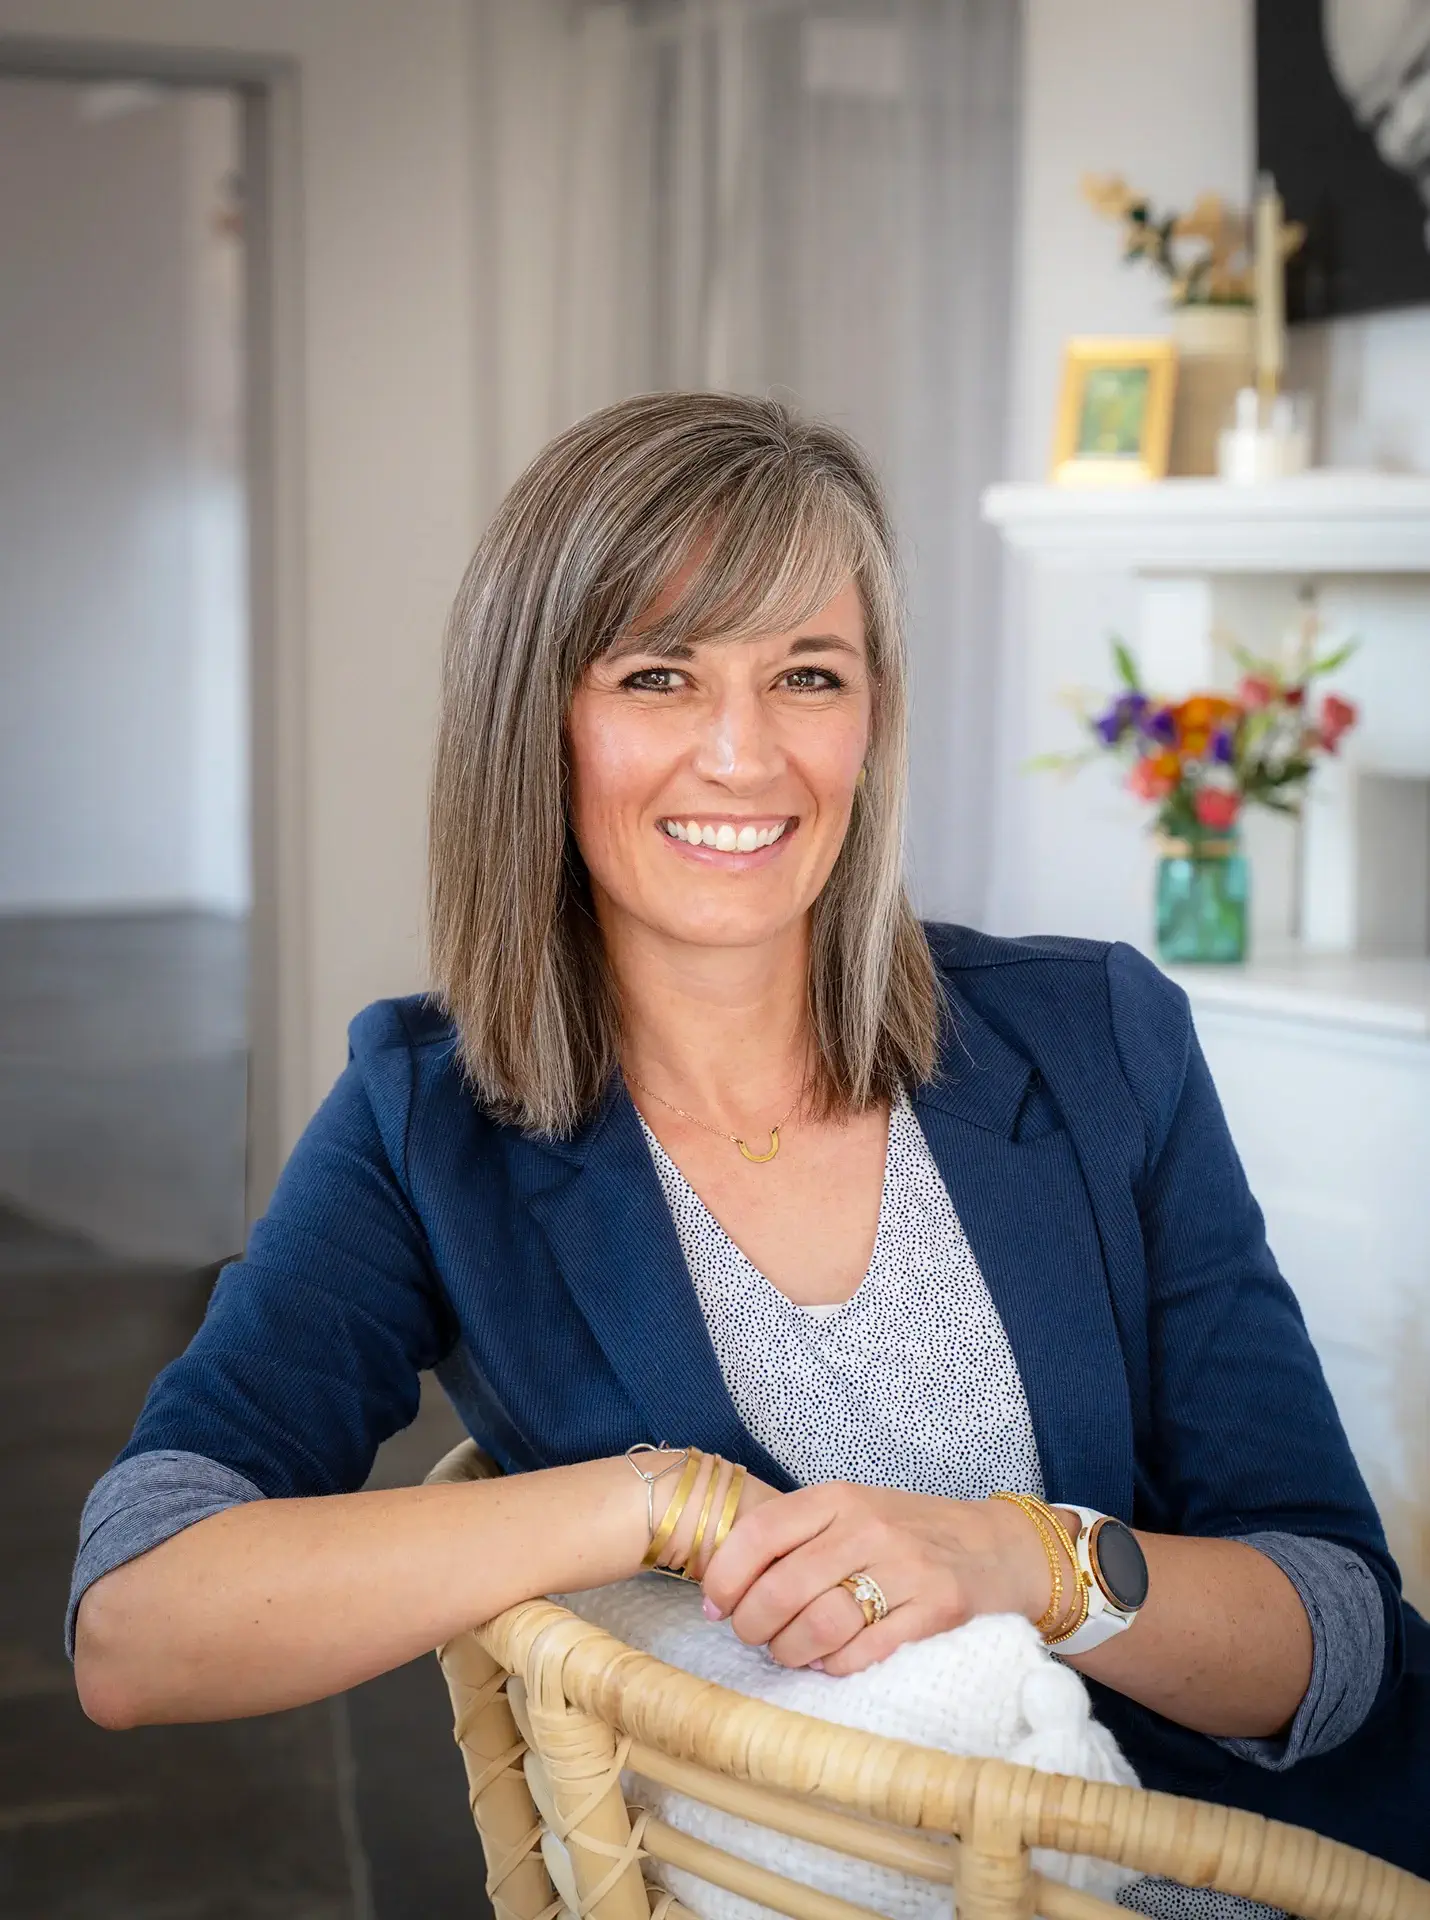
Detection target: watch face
<box><xmin>1090</xmin><ymin>1518</ymin><xmax>1149</xmax><ymax>1611</ymax></box>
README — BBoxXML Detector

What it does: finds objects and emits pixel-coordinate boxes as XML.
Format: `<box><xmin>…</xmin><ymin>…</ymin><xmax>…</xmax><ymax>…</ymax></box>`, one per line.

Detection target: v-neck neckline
<box><xmin>637</xmin><ymin>1091</ymin><xmax>904</xmax><ymax>1324</ymax></box>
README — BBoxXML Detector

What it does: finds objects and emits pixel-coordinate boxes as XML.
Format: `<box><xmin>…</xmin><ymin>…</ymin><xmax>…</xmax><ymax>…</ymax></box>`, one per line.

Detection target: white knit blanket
<box><xmin>548</xmin><ymin>1575</ymin><xmax>1139</xmax><ymax>1919</ymax></box>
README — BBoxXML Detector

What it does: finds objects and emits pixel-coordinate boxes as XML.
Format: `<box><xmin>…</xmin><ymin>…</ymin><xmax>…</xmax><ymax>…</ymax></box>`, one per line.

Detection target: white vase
<box><xmin>1169</xmin><ymin>304</ymin><xmax>1255</xmax><ymax>477</ymax></box>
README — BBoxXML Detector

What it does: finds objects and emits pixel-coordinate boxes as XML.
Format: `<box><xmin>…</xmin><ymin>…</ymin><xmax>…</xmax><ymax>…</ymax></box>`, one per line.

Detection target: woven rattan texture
<box><xmin>427</xmin><ymin>1442</ymin><xmax>1430</xmax><ymax>1920</ymax></box>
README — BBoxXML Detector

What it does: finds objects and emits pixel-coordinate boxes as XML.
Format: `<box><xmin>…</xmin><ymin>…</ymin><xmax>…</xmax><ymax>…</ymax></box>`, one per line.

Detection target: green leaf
<box><xmin>1111</xmin><ymin>638</ymin><xmax>1142</xmax><ymax>690</ymax></box>
<box><xmin>1308</xmin><ymin>640</ymin><xmax>1358</xmax><ymax>676</ymax></box>
<box><xmin>1023</xmin><ymin>751</ymin><xmax>1087</xmax><ymax>773</ymax></box>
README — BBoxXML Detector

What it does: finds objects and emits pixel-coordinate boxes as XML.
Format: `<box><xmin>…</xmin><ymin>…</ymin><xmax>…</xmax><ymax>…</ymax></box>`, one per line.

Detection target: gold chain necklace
<box><xmin>624</xmin><ymin>1072</ymin><xmax>804</xmax><ymax>1164</ymax></box>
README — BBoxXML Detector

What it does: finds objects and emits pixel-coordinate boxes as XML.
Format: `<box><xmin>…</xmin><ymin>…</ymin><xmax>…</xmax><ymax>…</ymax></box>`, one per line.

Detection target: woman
<box><xmin>71</xmin><ymin>393</ymin><xmax>1425</xmax><ymax>1873</ymax></box>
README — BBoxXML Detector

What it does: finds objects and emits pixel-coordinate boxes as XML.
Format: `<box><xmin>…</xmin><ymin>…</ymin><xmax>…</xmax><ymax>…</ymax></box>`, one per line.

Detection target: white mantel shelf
<box><xmin>1163</xmin><ymin>950</ymin><xmax>1430</xmax><ymax>1039</ymax></box>
<box><xmin>982</xmin><ymin>472</ymin><xmax>1430</xmax><ymax>573</ymax></box>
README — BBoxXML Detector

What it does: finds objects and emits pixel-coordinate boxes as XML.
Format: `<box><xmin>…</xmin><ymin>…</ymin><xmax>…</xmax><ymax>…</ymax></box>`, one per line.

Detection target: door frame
<box><xmin>0</xmin><ymin>34</ymin><xmax>307</xmax><ymax>1222</ymax></box>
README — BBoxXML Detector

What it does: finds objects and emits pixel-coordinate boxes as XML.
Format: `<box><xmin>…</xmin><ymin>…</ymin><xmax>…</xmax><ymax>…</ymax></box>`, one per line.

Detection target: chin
<box><xmin>640</xmin><ymin>894</ymin><xmax>805</xmax><ymax>951</ymax></box>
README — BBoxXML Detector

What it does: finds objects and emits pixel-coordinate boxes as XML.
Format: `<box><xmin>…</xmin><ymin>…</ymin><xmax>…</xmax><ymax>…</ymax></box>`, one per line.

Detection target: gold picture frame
<box><xmin>1051</xmin><ymin>336</ymin><xmax>1178</xmax><ymax>486</ymax></box>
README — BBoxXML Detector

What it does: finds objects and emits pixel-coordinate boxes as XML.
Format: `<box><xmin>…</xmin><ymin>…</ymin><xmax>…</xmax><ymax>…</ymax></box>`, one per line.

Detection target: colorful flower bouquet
<box><xmin>1038</xmin><ymin>636</ymin><xmax>1358</xmax><ymax>962</ymax></box>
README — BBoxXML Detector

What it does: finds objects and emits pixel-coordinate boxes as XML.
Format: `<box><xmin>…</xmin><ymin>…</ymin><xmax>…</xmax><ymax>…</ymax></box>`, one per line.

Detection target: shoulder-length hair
<box><xmin>429</xmin><ymin>391</ymin><xmax>939</xmax><ymax>1136</ymax></box>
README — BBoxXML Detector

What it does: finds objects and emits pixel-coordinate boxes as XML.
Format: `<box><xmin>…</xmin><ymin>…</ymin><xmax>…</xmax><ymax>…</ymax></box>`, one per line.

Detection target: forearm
<box><xmin>76</xmin><ymin>1450</ymin><xmax>756</xmax><ymax>1729</ymax></box>
<box><xmin>1052</xmin><ymin>1515</ymin><xmax>1313</xmax><ymax>1739</ymax></box>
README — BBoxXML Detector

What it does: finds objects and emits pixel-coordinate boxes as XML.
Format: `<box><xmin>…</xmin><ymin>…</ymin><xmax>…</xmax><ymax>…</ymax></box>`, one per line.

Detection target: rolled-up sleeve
<box><xmin>1105</xmin><ymin>942</ymin><xmax>1404</xmax><ymax>1734</ymax></box>
<box><xmin>1225</xmin><ymin>1532</ymin><xmax>1386</xmax><ymax>1766</ymax></box>
<box><xmin>68</xmin><ymin>1001</ymin><xmax>457</xmax><ymax>1651</ymax></box>
<box><xmin>67</xmin><ymin>1450</ymin><xmax>264</xmax><ymax>1656</ymax></box>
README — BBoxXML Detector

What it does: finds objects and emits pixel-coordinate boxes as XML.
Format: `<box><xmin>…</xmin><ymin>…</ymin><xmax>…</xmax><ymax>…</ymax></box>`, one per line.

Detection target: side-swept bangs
<box><xmin>429</xmin><ymin>391</ymin><xmax>938</xmax><ymax>1135</ymax></box>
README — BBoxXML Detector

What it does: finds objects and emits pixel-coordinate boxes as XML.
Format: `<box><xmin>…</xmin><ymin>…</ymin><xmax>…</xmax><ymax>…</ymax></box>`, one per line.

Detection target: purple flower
<box><xmin>1094</xmin><ymin>692</ymin><xmax>1149</xmax><ymax>745</ymax></box>
<box><xmin>1210</xmin><ymin>727</ymin><xmax>1235</xmax><ymax>765</ymax></box>
<box><xmin>1141</xmin><ymin>705</ymin><xmax>1177</xmax><ymax>745</ymax></box>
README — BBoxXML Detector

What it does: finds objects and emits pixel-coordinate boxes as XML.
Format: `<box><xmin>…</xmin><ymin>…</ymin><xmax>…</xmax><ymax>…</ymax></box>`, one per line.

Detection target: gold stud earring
<box><xmin>856</xmin><ymin>765</ymin><xmax>867</xmax><ymax>789</ymax></box>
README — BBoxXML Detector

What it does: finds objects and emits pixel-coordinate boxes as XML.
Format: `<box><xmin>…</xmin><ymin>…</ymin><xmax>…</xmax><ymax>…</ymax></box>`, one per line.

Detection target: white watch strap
<box><xmin>1051</xmin><ymin>1506</ymin><xmax>1139</xmax><ymax>1657</ymax></box>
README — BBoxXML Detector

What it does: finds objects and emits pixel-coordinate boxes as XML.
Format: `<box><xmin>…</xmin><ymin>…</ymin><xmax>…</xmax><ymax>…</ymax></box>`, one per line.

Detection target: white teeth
<box><xmin>661</xmin><ymin>818</ymin><xmax>791</xmax><ymax>850</ymax></box>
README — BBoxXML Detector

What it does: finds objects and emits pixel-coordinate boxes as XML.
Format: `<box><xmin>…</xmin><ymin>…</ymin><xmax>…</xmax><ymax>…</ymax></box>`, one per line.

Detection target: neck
<box><xmin>599</xmin><ymin>905</ymin><xmax>813</xmax><ymax>1128</ymax></box>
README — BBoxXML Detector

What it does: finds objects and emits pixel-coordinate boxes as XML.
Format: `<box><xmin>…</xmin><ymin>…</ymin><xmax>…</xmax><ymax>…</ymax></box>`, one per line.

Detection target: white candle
<box><xmin>1254</xmin><ymin>171</ymin><xmax>1285</xmax><ymax>401</ymax></box>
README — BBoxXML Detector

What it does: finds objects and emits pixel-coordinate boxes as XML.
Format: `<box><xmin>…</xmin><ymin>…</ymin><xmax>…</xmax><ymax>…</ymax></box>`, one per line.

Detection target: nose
<box><xmin>689</xmin><ymin>681</ymin><xmax>785</xmax><ymax>792</ymax></box>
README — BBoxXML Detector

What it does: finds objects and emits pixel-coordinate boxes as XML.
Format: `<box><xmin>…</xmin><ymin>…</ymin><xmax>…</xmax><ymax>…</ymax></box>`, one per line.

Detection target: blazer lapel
<box><xmin>524</xmin><ymin>1081</ymin><xmax>794</xmax><ymax>1488</ymax></box>
<box><xmin>915</xmin><ymin>992</ymin><xmax>1134</xmax><ymax>1516</ymax></box>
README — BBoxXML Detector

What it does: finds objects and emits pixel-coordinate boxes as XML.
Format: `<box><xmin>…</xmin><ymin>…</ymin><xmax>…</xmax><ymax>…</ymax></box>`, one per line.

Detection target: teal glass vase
<box><xmin>1155</xmin><ymin>834</ymin><xmax>1248</xmax><ymax>964</ymax></box>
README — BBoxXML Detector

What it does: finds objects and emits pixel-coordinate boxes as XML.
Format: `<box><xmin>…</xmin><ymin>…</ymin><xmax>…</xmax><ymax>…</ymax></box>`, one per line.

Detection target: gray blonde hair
<box><xmin>429</xmin><ymin>391</ymin><xmax>939</xmax><ymax>1135</ymax></box>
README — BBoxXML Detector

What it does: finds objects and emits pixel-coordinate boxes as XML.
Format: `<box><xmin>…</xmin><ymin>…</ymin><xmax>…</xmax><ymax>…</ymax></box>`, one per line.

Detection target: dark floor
<box><xmin>0</xmin><ymin>913</ymin><xmax>485</xmax><ymax>1919</ymax></box>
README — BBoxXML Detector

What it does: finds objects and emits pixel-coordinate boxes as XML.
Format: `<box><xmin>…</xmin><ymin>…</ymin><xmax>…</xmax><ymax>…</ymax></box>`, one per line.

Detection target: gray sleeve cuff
<box><xmin>67</xmin><ymin>1449</ymin><xmax>266</xmax><ymax>1657</ymax></box>
<box><xmin>1216</xmin><ymin>1532</ymin><xmax>1385</xmax><ymax>1770</ymax></box>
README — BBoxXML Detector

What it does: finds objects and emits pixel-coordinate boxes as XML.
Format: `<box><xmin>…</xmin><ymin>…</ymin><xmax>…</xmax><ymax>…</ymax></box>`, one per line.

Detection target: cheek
<box><xmin>565</xmin><ymin>700</ymin><xmax>665</xmax><ymax>869</ymax></box>
<box><xmin>804</xmin><ymin>702</ymin><xmax>872</xmax><ymax>803</ymax></box>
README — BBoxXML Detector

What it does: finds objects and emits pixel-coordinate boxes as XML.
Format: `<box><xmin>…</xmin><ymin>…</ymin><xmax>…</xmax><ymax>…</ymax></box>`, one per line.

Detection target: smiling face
<box><xmin>565</xmin><ymin>577</ymin><xmax>872</xmax><ymax>956</ymax></box>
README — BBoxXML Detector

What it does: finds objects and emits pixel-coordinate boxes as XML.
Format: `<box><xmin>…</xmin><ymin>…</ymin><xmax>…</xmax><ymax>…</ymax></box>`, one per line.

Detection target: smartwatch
<box><xmin>1052</xmin><ymin>1506</ymin><xmax>1149</xmax><ymax>1656</ymax></box>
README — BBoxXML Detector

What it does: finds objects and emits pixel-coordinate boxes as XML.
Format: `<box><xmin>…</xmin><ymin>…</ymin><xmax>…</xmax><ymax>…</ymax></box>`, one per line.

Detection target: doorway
<box><xmin>0</xmin><ymin>75</ymin><xmax>251</xmax><ymax>1271</ymax></box>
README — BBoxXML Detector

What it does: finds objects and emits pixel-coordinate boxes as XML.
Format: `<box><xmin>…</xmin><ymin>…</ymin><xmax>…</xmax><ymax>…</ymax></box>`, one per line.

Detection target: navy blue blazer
<box><xmin>120</xmin><ymin>925</ymin><xmax>1427</xmax><ymax>1864</ymax></box>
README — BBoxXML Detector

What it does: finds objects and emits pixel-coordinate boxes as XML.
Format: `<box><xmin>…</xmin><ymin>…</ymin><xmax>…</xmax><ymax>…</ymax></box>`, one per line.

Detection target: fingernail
<box><xmin>808</xmin><ymin>1659</ymin><xmax>826</xmax><ymax>1672</ymax></box>
<box><xmin>701</xmin><ymin>1597</ymin><xmax>723</xmax><ymax>1621</ymax></box>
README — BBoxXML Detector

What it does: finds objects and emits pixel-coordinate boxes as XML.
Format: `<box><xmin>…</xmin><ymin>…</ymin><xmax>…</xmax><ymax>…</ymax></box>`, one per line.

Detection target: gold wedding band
<box><xmin>838</xmin><ymin>1571</ymin><xmax>889</xmax><ymax>1628</ymax></box>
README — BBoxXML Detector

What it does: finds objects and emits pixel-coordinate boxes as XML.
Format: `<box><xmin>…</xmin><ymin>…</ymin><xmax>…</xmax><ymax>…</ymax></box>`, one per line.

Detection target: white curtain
<box><xmin>478</xmin><ymin>0</ymin><xmax>1021</xmax><ymax>924</ymax></box>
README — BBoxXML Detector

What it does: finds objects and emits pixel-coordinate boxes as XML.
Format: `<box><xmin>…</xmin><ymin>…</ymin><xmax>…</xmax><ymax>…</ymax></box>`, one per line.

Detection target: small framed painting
<box><xmin>1051</xmin><ymin>337</ymin><xmax>1178</xmax><ymax>487</ymax></box>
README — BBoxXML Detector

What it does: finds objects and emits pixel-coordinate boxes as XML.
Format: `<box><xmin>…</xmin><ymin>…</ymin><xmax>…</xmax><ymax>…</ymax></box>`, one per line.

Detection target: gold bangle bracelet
<box><xmin>992</xmin><ymin>1490</ymin><xmax>1062</xmax><ymax>1634</ymax></box>
<box><xmin>642</xmin><ymin>1448</ymin><xmax>702</xmax><ymax>1570</ymax></box>
<box><xmin>711</xmin><ymin>1463</ymin><xmax>746</xmax><ymax>1555</ymax></box>
<box><xmin>680</xmin><ymin>1454</ymin><xmax>724</xmax><ymax>1579</ymax></box>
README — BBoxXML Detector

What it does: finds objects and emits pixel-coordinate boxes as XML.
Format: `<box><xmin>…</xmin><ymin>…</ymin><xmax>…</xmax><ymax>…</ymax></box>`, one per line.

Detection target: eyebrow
<box><xmin>607</xmin><ymin>631</ymin><xmax>861</xmax><ymax>662</ymax></box>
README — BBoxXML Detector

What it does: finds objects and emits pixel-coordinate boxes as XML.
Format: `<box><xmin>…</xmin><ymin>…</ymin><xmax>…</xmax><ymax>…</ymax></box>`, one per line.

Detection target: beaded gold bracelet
<box><xmin>992</xmin><ymin>1489</ymin><xmax>1064</xmax><ymax>1634</ymax></box>
<box><xmin>993</xmin><ymin>1490</ymin><xmax>1094</xmax><ymax>1644</ymax></box>
<box><xmin>1023</xmin><ymin>1497</ymin><xmax>1090</xmax><ymax>1644</ymax></box>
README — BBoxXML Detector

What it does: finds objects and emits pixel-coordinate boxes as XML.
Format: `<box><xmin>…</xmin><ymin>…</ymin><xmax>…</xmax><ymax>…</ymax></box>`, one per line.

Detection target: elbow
<box><xmin>72</xmin><ymin>1578</ymin><xmax>159</xmax><ymax>1730</ymax></box>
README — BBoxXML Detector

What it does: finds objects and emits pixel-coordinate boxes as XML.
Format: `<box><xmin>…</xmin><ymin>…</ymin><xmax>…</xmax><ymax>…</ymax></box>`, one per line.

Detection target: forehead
<box><xmin>608</xmin><ymin>575</ymin><xmax>866</xmax><ymax>661</ymax></box>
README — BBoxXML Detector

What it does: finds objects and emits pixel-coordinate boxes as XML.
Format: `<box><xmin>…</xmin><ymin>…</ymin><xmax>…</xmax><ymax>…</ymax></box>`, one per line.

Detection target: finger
<box><xmin>725</xmin><ymin>1529</ymin><xmax>893</xmax><ymax>1649</ymax></box>
<box><xmin>765</xmin><ymin>1585</ymin><xmax>866</xmax><ymax>1669</ymax></box>
<box><xmin>702</xmin><ymin>1484</ymin><xmax>847</xmax><ymax>1617</ymax></box>
<box><xmin>820</xmin><ymin>1600</ymin><xmax>960</xmax><ymax>1677</ymax></box>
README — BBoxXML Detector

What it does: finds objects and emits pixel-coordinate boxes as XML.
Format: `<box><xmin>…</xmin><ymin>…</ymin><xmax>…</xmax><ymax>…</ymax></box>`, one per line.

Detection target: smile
<box><xmin>657</xmin><ymin>817</ymin><xmax>793</xmax><ymax>853</ymax></box>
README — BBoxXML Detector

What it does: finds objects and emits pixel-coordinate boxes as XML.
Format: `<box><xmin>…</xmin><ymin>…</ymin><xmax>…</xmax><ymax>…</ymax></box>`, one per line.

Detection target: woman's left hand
<box><xmin>700</xmin><ymin>1481</ymin><xmax>1050</xmax><ymax>1674</ymax></box>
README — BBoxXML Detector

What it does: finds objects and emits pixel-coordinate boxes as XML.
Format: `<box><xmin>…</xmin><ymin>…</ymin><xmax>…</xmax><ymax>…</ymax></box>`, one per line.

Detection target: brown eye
<box><xmin>782</xmin><ymin>667</ymin><xmax>843</xmax><ymax>692</ymax></box>
<box><xmin>621</xmin><ymin>668</ymin><xmax>683</xmax><ymax>693</ymax></box>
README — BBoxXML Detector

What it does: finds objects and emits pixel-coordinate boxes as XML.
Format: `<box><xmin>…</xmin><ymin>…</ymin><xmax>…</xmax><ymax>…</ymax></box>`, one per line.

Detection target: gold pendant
<box><xmin>735</xmin><ymin>1128</ymin><xmax>780</xmax><ymax>1164</ymax></box>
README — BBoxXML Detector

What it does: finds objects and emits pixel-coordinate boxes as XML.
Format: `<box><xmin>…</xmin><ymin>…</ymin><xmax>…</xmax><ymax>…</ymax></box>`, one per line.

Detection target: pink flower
<box><xmin>1320</xmin><ymin>693</ymin><xmax>1358</xmax><ymax>748</ymax></box>
<box><xmin>1194</xmin><ymin>788</ymin><xmax>1241</xmax><ymax>831</ymax></box>
<box><xmin>1237</xmin><ymin>674</ymin><xmax>1274</xmax><ymax>710</ymax></box>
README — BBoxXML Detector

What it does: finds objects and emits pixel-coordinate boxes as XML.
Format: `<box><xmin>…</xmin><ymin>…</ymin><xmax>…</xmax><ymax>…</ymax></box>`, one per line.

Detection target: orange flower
<box><xmin>1173</xmin><ymin>694</ymin><xmax>1241</xmax><ymax>758</ymax></box>
<box><xmin>1128</xmin><ymin>751</ymin><xmax>1182</xmax><ymax>801</ymax></box>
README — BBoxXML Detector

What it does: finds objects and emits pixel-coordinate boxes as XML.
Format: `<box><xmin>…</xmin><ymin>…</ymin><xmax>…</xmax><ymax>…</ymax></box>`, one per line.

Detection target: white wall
<box><xmin>0</xmin><ymin>0</ymin><xmax>479</xmax><ymax>1191</ymax></box>
<box><xmin>1009</xmin><ymin>0</ymin><xmax>1254</xmax><ymax>488</ymax></box>
<box><xmin>992</xmin><ymin>0</ymin><xmax>1430</xmax><ymax>943</ymax></box>
<box><xmin>1009</xmin><ymin>0</ymin><xmax>1430</xmax><ymax>487</ymax></box>
<box><xmin>0</xmin><ymin>79</ymin><xmax>247</xmax><ymax>914</ymax></box>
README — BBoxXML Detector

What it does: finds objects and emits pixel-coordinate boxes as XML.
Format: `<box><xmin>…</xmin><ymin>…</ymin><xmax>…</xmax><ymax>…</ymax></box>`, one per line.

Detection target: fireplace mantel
<box><xmin>982</xmin><ymin>472</ymin><xmax>1430</xmax><ymax>573</ymax></box>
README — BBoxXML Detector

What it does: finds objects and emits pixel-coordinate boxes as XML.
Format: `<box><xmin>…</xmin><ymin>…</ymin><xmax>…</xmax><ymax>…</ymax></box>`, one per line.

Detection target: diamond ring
<box><xmin>838</xmin><ymin>1571</ymin><xmax>889</xmax><ymax>1629</ymax></box>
